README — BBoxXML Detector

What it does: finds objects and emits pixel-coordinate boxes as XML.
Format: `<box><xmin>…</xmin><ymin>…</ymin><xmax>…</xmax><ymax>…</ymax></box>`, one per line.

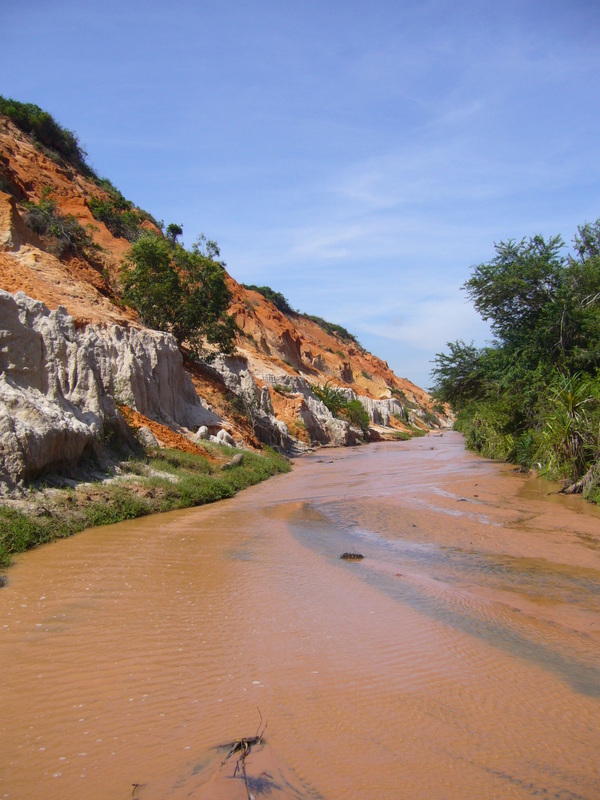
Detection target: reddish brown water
<box><xmin>1</xmin><ymin>431</ymin><xmax>600</xmax><ymax>799</ymax></box>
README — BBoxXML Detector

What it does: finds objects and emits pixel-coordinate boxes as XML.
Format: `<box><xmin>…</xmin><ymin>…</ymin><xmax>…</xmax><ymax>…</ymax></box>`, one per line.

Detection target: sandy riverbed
<box><xmin>1</xmin><ymin>431</ymin><xmax>599</xmax><ymax>799</ymax></box>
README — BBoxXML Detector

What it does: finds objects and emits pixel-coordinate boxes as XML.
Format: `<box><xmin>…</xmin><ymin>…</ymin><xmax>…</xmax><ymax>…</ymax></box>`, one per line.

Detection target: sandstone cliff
<box><xmin>0</xmin><ymin>109</ymin><xmax>449</xmax><ymax>490</ymax></box>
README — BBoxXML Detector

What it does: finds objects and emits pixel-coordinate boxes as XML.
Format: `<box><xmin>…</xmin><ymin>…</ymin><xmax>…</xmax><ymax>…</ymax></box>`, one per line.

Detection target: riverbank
<box><xmin>0</xmin><ymin>443</ymin><xmax>290</xmax><ymax>570</ymax></box>
<box><xmin>0</xmin><ymin>425</ymin><xmax>432</xmax><ymax>573</ymax></box>
<box><xmin>1</xmin><ymin>425</ymin><xmax>595</xmax><ymax>574</ymax></box>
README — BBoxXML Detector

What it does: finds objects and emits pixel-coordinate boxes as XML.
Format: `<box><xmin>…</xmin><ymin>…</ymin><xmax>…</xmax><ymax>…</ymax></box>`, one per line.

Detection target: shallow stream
<box><xmin>1</xmin><ymin>432</ymin><xmax>599</xmax><ymax>799</ymax></box>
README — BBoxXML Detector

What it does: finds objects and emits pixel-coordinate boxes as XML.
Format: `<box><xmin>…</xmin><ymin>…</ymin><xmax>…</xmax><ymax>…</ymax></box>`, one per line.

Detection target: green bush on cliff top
<box><xmin>242</xmin><ymin>284</ymin><xmax>294</xmax><ymax>315</ymax></box>
<box><xmin>0</xmin><ymin>96</ymin><xmax>95</xmax><ymax>176</ymax></box>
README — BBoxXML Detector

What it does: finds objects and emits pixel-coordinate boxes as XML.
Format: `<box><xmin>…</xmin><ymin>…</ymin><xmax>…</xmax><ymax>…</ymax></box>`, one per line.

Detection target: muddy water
<box><xmin>1</xmin><ymin>432</ymin><xmax>600</xmax><ymax>799</ymax></box>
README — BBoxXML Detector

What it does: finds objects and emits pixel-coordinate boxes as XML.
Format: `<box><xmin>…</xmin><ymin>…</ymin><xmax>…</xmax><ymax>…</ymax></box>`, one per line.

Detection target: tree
<box><xmin>121</xmin><ymin>232</ymin><xmax>236</xmax><ymax>358</ymax></box>
<box><xmin>166</xmin><ymin>223</ymin><xmax>183</xmax><ymax>244</ymax></box>
<box><xmin>430</xmin><ymin>340</ymin><xmax>488</xmax><ymax>410</ymax></box>
<box><xmin>430</xmin><ymin>218</ymin><xmax>600</xmax><ymax>484</ymax></box>
<box><xmin>463</xmin><ymin>235</ymin><xmax>564</xmax><ymax>346</ymax></box>
<box><xmin>173</xmin><ymin>236</ymin><xmax>238</xmax><ymax>354</ymax></box>
<box><xmin>572</xmin><ymin>220</ymin><xmax>600</xmax><ymax>262</ymax></box>
<box><xmin>121</xmin><ymin>234</ymin><xmax>181</xmax><ymax>334</ymax></box>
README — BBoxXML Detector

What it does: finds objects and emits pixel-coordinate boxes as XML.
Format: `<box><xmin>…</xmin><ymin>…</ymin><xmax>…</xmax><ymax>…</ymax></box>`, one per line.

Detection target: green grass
<box><xmin>272</xmin><ymin>384</ymin><xmax>294</xmax><ymax>394</ymax></box>
<box><xmin>0</xmin><ymin>446</ymin><xmax>290</xmax><ymax>570</ymax></box>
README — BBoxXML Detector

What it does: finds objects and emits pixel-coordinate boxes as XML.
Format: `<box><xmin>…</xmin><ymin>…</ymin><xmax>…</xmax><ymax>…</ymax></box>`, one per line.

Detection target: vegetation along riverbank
<box><xmin>431</xmin><ymin>221</ymin><xmax>600</xmax><ymax>503</ymax></box>
<box><xmin>0</xmin><ymin>443</ymin><xmax>289</xmax><ymax>571</ymax></box>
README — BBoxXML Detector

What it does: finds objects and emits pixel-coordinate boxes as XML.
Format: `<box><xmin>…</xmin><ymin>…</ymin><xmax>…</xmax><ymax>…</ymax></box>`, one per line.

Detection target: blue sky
<box><xmin>2</xmin><ymin>0</ymin><xmax>600</xmax><ymax>388</ymax></box>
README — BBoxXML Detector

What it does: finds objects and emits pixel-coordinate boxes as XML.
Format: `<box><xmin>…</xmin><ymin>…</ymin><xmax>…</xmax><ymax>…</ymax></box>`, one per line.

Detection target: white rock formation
<box><xmin>210</xmin><ymin>354</ymin><xmax>260</xmax><ymax>404</ymax></box>
<box><xmin>195</xmin><ymin>425</ymin><xmax>209</xmax><ymax>441</ymax></box>
<box><xmin>210</xmin><ymin>356</ymin><xmax>359</xmax><ymax>448</ymax></box>
<box><xmin>0</xmin><ymin>290</ymin><xmax>220</xmax><ymax>491</ymax></box>
<box><xmin>216</xmin><ymin>429</ymin><xmax>235</xmax><ymax>447</ymax></box>
<box><xmin>355</xmin><ymin>396</ymin><xmax>406</xmax><ymax>427</ymax></box>
<box><xmin>137</xmin><ymin>425</ymin><xmax>159</xmax><ymax>449</ymax></box>
<box><xmin>297</xmin><ymin>395</ymin><xmax>358</xmax><ymax>446</ymax></box>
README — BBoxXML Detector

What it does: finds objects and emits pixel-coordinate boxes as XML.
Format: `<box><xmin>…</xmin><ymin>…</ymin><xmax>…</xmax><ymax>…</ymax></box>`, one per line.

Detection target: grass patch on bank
<box><xmin>0</xmin><ymin>445</ymin><xmax>290</xmax><ymax>571</ymax></box>
<box><xmin>389</xmin><ymin>431</ymin><xmax>412</xmax><ymax>441</ymax></box>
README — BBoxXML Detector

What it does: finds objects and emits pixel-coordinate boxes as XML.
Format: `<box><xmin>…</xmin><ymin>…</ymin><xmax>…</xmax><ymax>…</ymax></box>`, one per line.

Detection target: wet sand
<box><xmin>0</xmin><ymin>431</ymin><xmax>599</xmax><ymax>799</ymax></box>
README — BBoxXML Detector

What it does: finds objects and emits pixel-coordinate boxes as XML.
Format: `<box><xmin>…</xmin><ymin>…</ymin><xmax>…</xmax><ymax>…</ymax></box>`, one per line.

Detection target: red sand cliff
<box><xmin>0</xmin><ymin>112</ymin><xmax>444</xmax><ymax>450</ymax></box>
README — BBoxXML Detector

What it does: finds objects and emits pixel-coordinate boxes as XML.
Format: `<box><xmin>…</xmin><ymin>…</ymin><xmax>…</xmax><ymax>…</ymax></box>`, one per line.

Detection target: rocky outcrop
<box><xmin>209</xmin><ymin>354</ymin><xmax>261</xmax><ymax>404</ymax></box>
<box><xmin>258</xmin><ymin>373</ymin><xmax>389</xmax><ymax>435</ymax></box>
<box><xmin>209</xmin><ymin>357</ymin><xmax>363</xmax><ymax>448</ymax></box>
<box><xmin>297</xmin><ymin>394</ymin><xmax>359</xmax><ymax>446</ymax></box>
<box><xmin>354</xmin><ymin>395</ymin><xmax>406</xmax><ymax>427</ymax></box>
<box><xmin>207</xmin><ymin>354</ymin><xmax>299</xmax><ymax>450</ymax></box>
<box><xmin>0</xmin><ymin>290</ymin><xmax>220</xmax><ymax>491</ymax></box>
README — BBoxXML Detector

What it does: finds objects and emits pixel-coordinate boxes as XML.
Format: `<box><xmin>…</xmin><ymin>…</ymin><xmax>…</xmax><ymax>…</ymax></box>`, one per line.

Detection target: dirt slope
<box><xmin>0</xmin><ymin>111</ymin><xmax>446</xmax><ymax>451</ymax></box>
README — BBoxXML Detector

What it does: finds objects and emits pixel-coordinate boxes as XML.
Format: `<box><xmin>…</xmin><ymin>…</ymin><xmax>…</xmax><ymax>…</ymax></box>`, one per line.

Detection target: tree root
<box><xmin>561</xmin><ymin>465</ymin><xmax>596</xmax><ymax>495</ymax></box>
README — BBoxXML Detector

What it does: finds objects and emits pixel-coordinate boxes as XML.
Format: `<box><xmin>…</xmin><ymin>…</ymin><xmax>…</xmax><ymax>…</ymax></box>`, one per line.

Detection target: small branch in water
<box><xmin>221</xmin><ymin>708</ymin><xmax>267</xmax><ymax>800</ymax></box>
<box><xmin>254</xmin><ymin>705</ymin><xmax>266</xmax><ymax>739</ymax></box>
<box><xmin>341</xmin><ymin>552</ymin><xmax>364</xmax><ymax>560</ymax></box>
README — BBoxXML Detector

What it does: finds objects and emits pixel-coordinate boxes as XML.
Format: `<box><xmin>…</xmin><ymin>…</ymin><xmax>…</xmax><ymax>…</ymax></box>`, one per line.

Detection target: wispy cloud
<box><xmin>4</xmin><ymin>0</ymin><xmax>599</xmax><ymax>388</ymax></box>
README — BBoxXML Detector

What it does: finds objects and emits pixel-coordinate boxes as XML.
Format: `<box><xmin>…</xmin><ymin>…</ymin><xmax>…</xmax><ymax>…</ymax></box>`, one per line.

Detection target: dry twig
<box><xmin>221</xmin><ymin>708</ymin><xmax>267</xmax><ymax>800</ymax></box>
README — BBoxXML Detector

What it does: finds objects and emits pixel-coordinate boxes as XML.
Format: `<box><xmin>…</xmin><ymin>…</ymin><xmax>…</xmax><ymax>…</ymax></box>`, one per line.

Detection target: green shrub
<box><xmin>303</xmin><ymin>314</ymin><xmax>359</xmax><ymax>344</ymax></box>
<box><xmin>510</xmin><ymin>430</ymin><xmax>541</xmax><ymax>470</ymax></box>
<box><xmin>23</xmin><ymin>192</ymin><xmax>99</xmax><ymax>259</ymax></box>
<box><xmin>341</xmin><ymin>398</ymin><xmax>370</xmax><ymax>435</ymax></box>
<box><xmin>242</xmin><ymin>284</ymin><xmax>294</xmax><ymax>314</ymax></box>
<box><xmin>89</xmin><ymin>194</ymin><xmax>144</xmax><ymax>241</ymax></box>
<box><xmin>311</xmin><ymin>382</ymin><xmax>371</xmax><ymax>436</ymax></box>
<box><xmin>420</xmin><ymin>409</ymin><xmax>441</xmax><ymax>428</ymax></box>
<box><xmin>311</xmin><ymin>381</ymin><xmax>348</xmax><ymax>416</ymax></box>
<box><xmin>537</xmin><ymin>373</ymin><xmax>600</xmax><ymax>480</ymax></box>
<box><xmin>0</xmin><ymin>508</ymin><xmax>50</xmax><ymax>567</ymax></box>
<box><xmin>0</xmin><ymin>96</ymin><xmax>94</xmax><ymax>176</ymax></box>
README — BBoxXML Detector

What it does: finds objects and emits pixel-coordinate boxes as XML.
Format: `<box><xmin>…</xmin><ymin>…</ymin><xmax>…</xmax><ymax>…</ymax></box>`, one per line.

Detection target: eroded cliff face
<box><xmin>0</xmin><ymin>290</ymin><xmax>221</xmax><ymax>492</ymax></box>
<box><xmin>0</xmin><ymin>111</ymin><xmax>449</xmax><ymax>489</ymax></box>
